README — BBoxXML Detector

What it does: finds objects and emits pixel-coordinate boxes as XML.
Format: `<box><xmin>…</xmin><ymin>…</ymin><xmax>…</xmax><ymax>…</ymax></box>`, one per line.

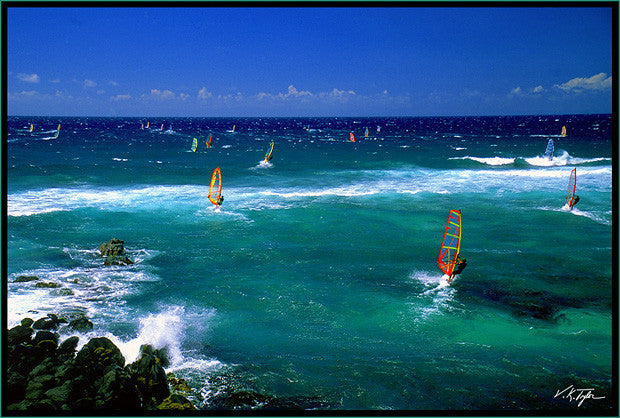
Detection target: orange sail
<box><xmin>349</xmin><ymin>132</ymin><xmax>355</xmax><ymax>142</ymax></box>
<box><xmin>206</xmin><ymin>133</ymin><xmax>213</xmax><ymax>148</ymax></box>
<box><xmin>208</xmin><ymin>167</ymin><xmax>222</xmax><ymax>206</ymax></box>
<box><xmin>567</xmin><ymin>168</ymin><xmax>577</xmax><ymax>209</ymax></box>
<box><xmin>438</xmin><ymin>210</ymin><xmax>462</xmax><ymax>276</ymax></box>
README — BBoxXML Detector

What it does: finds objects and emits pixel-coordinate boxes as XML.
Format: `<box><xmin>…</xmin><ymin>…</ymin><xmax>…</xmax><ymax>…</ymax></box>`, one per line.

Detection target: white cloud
<box><xmin>179</xmin><ymin>93</ymin><xmax>190</xmax><ymax>100</ymax></box>
<box><xmin>198</xmin><ymin>87</ymin><xmax>212</xmax><ymax>99</ymax></box>
<box><xmin>111</xmin><ymin>94</ymin><xmax>131</xmax><ymax>101</ymax></box>
<box><xmin>17</xmin><ymin>73</ymin><xmax>40</xmax><ymax>83</ymax></box>
<box><xmin>510</xmin><ymin>86</ymin><xmax>523</xmax><ymax>96</ymax></box>
<box><xmin>84</xmin><ymin>79</ymin><xmax>97</xmax><ymax>88</ymax></box>
<box><xmin>554</xmin><ymin>72</ymin><xmax>612</xmax><ymax>92</ymax></box>
<box><xmin>109</xmin><ymin>80</ymin><xmax>118</xmax><ymax>86</ymax></box>
<box><xmin>147</xmin><ymin>89</ymin><xmax>175</xmax><ymax>99</ymax></box>
<box><xmin>532</xmin><ymin>85</ymin><xmax>544</xmax><ymax>93</ymax></box>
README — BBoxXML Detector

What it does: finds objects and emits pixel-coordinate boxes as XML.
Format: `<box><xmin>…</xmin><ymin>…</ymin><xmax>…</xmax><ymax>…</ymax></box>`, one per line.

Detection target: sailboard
<box><xmin>567</xmin><ymin>168</ymin><xmax>577</xmax><ymax>209</ymax></box>
<box><xmin>349</xmin><ymin>132</ymin><xmax>356</xmax><ymax>142</ymax></box>
<box><xmin>544</xmin><ymin>138</ymin><xmax>554</xmax><ymax>160</ymax></box>
<box><xmin>561</xmin><ymin>126</ymin><xmax>567</xmax><ymax>137</ymax></box>
<box><xmin>377</xmin><ymin>125</ymin><xmax>381</xmax><ymax>133</ymax></box>
<box><xmin>146</xmin><ymin>121</ymin><xmax>150</xmax><ymax>129</ymax></box>
<box><xmin>160</xmin><ymin>124</ymin><xmax>164</xmax><ymax>131</ymax></box>
<box><xmin>227</xmin><ymin>125</ymin><xmax>236</xmax><ymax>133</ymax></box>
<box><xmin>206</xmin><ymin>133</ymin><xmax>213</xmax><ymax>148</ymax></box>
<box><xmin>264</xmin><ymin>141</ymin><xmax>274</xmax><ymax>162</ymax></box>
<box><xmin>53</xmin><ymin>124</ymin><xmax>61</xmax><ymax>139</ymax></box>
<box><xmin>208</xmin><ymin>167</ymin><xmax>222</xmax><ymax>206</ymax></box>
<box><xmin>438</xmin><ymin>210</ymin><xmax>462</xmax><ymax>276</ymax></box>
<box><xmin>29</xmin><ymin>123</ymin><xmax>34</xmax><ymax>132</ymax></box>
<box><xmin>365</xmin><ymin>127</ymin><xmax>369</xmax><ymax>138</ymax></box>
<box><xmin>191</xmin><ymin>138</ymin><xmax>198</xmax><ymax>152</ymax></box>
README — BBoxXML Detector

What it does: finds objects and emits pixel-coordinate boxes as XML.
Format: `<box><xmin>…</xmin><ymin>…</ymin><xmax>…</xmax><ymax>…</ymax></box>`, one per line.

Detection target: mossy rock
<box><xmin>157</xmin><ymin>394</ymin><xmax>196</xmax><ymax>410</ymax></box>
<box><xmin>34</xmin><ymin>282</ymin><xmax>61</xmax><ymax>289</ymax></box>
<box><xmin>14</xmin><ymin>275</ymin><xmax>40</xmax><ymax>283</ymax></box>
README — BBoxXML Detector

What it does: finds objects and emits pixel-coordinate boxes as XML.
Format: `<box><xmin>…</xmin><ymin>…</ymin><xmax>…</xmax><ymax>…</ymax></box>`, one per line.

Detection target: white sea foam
<box><xmin>449</xmin><ymin>156</ymin><xmax>515</xmax><ymax>165</ymax></box>
<box><xmin>407</xmin><ymin>271</ymin><xmax>455</xmax><ymax>322</ymax></box>
<box><xmin>7</xmin><ymin>266</ymin><xmax>160</xmax><ymax>324</ymax></box>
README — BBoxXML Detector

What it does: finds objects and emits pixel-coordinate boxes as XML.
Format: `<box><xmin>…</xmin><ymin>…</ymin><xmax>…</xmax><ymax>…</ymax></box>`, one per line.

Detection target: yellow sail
<box><xmin>146</xmin><ymin>121</ymin><xmax>150</xmax><ymax>129</ymax></box>
<box><xmin>29</xmin><ymin>123</ymin><xmax>33</xmax><ymax>132</ymax></box>
<box><xmin>365</xmin><ymin>127</ymin><xmax>369</xmax><ymax>138</ymax></box>
<box><xmin>208</xmin><ymin>167</ymin><xmax>223</xmax><ymax>206</ymax></box>
<box><xmin>561</xmin><ymin>126</ymin><xmax>567</xmax><ymax>137</ymax></box>
<box><xmin>264</xmin><ymin>141</ymin><xmax>274</xmax><ymax>162</ymax></box>
<box><xmin>191</xmin><ymin>138</ymin><xmax>198</xmax><ymax>152</ymax></box>
<box><xmin>438</xmin><ymin>210</ymin><xmax>462</xmax><ymax>276</ymax></box>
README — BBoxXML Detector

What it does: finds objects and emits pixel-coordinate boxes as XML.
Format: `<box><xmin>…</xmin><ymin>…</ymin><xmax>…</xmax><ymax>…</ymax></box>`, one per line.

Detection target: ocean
<box><xmin>5</xmin><ymin>114</ymin><xmax>616</xmax><ymax>411</ymax></box>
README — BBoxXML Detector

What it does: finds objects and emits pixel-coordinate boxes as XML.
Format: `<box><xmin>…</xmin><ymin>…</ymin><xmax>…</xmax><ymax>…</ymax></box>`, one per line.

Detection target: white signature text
<box><xmin>554</xmin><ymin>385</ymin><xmax>605</xmax><ymax>407</ymax></box>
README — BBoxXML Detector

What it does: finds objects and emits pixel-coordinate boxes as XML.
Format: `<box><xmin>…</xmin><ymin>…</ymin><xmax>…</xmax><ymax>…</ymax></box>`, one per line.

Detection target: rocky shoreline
<box><xmin>6</xmin><ymin>313</ymin><xmax>196</xmax><ymax>412</ymax></box>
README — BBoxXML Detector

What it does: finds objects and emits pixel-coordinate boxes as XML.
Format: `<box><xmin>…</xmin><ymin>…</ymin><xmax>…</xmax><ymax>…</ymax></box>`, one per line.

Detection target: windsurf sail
<box><xmin>206</xmin><ymin>133</ymin><xmax>213</xmax><ymax>148</ymax></box>
<box><xmin>365</xmin><ymin>127</ymin><xmax>369</xmax><ymax>138</ymax></box>
<box><xmin>349</xmin><ymin>132</ymin><xmax>355</xmax><ymax>142</ymax></box>
<box><xmin>29</xmin><ymin>123</ymin><xmax>34</xmax><ymax>132</ymax></box>
<box><xmin>265</xmin><ymin>141</ymin><xmax>274</xmax><ymax>161</ymax></box>
<box><xmin>567</xmin><ymin>168</ymin><xmax>577</xmax><ymax>208</ymax></box>
<box><xmin>227</xmin><ymin>124</ymin><xmax>236</xmax><ymax>133</ymax></box>
<box><xmin>146</xmin><ymin>121</ymin><xmax>150</xmax><ymax>129</ymax></box>
<box><xmin>208</xmin><ymin>167</ymin><xmax>222</xmax><ymax>206</ymax></box>
<box><xmin>191</xmin><ymin>138</ymin><xmax>198</xmax><ymax>152</ymax></box>
<box><xmin>160</xmin><ymin>124</ymin><xmax>164</xmax><ymax>131</ymax></box>
<box><xmin>377</xmin><ymin>125</ymin><xmax>381</xmax><ymax>133</ymax></box>
<box><xmin>53</xmin><ymin>124</ymin><xmax>61</xmax><ymax>139</ymax></box>
<box><xmin>438</xmin><ymin>210</ymin><xmax>462</xmax><ymax>276</ymax></box>
<box><xmin>561</xmin><ymin>126</ymin><xmax>567</xmax><ymax>137</ymax></box>
<box><xmin>544</xmin><ymin>138</ymin><xmax>554</xmax><ymax>160</ymax></box>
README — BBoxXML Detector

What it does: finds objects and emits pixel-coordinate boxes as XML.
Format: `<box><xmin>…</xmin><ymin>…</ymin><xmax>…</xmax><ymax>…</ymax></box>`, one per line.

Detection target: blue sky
<box><xmin>6</xmin><ymin>6</ymin><xmax>614</xmax><ymax>117</ymax></box>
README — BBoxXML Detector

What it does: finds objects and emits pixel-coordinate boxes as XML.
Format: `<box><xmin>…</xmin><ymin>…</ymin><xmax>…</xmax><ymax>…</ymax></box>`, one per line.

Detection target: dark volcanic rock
<box><xmin>8</xmin><ymin>325</ymin><xmax>34</xmax><ymax>345</ymax></box>
<box><xmin>34</xmin><ymin>282</ymin><xmax>61</xmax><ymax>288</ymax></box>
<box><xmin>32</xmin><ymin>314</ymin><xmax>66</xmax><ymax>330</ymax></box>
<box><xmin>158</xmin><ymin>393</ymin><xmax>196</xmax><ymax>410</ymax></box>
<box><xmin>98</xmin><ymin>238</ymin><xmax>134</xmax><ymax>265</ymax></box>
<box><xmin>7</xmin><ymin>314</ymin><xmax>197</xmax><ymax>412</ymax></box>
<box><xmin>14</xmin><ymin>275</ymin><xmax>40</xmax><ymax>283</ymax></box>
<box><xmin>73</xmin><ymin>337</ymin><xmax>125</xmax><ymax>380</ymax></box>
<box><xmin>21</xmin><ymin>318</ymin><xmax>34</xmax><ymax>327</ymax></box>
<box><xmin>69</xmin><ymin>317</ymin><xmax>94</xmax><ymax>332</ymax></box>
<box><xmin>127</xmin><ymin>345</ymin><xmax>170</xmax><ymax>408</ymax></box>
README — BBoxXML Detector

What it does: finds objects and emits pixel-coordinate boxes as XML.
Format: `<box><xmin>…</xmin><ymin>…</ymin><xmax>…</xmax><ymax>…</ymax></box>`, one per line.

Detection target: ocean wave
<box><xmin>524</xmin><ymin>150</ymin><xmax>610</xmax><ymax>167</ymax></box>
<box><xmin>7</xmin><ymin>163</ymin><xmax>612</xmax><ymax>216</ymax></box>
<box><xmin>7</xmin><ymin>266</ymin><xmax>162</xmax><ymax>327</ymax></box>
<box><xmin>449</xmin><ymin>156</ymin><xmax>515</xmax><ymax>166</ymax></box>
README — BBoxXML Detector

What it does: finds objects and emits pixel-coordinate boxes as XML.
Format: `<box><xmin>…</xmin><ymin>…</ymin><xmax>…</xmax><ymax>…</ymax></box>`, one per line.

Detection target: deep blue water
<box><xmin>5</xmin><ymin>114</ymin><xmax>615</xmax><ymax>411</ymax></box>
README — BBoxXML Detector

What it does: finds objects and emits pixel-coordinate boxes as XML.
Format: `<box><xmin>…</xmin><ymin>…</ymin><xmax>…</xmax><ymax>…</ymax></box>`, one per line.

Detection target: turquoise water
<box><xmin>5</xmin><ymin>115</ymin><xmax>615</xmax><ymax>411</ymax></box>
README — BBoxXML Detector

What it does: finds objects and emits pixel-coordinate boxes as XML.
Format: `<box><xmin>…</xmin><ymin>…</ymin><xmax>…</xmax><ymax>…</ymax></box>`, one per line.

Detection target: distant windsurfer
<box><xmin>217</xmin><ymin>195</ymin><xmax>224</xmax><ymax>207</ymax></box>
<box><xmin>448</xmin><ymin>256</ymin><xmax>467</xmax><ymax>283</ymax></box>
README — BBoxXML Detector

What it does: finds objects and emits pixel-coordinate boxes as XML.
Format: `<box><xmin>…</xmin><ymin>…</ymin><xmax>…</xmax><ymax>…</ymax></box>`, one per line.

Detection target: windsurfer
<box><xmin>448</xmin><ymin>256</ymin><xmax>467</xmax><ymax>283</ymax></box>
<box><xmin>570</xmin><ymin>195</ymin><xmax>580</xmax><ymax>209</ymax></box>
<box><xmin>217</xmin><ymin>195</ymin><xmax>224</xmax><ymax>206</ymax></box>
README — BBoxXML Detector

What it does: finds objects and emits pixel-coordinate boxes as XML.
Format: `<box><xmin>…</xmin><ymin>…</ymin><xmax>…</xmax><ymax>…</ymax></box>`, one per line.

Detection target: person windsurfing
<box><xmin>448</xmin><ymin>256</ymin><xmax>467</xmax><ymax>283</ymax></box>
<box><xmin>569</xmin><ymin>195</ymin><xmax>580</xmax><ymax>210</ymax></box>
<box><xmin>216</xmin><ymin>195</ymin><xmax>224</xmax><ymax>207</ymax></box>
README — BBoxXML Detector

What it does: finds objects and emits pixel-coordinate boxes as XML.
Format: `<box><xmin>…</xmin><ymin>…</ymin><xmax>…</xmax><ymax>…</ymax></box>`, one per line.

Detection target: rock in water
<box><xmin>98</xmin><ymin>238</ymin><xmax>134</xmax><ymax>266</ymax></box>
